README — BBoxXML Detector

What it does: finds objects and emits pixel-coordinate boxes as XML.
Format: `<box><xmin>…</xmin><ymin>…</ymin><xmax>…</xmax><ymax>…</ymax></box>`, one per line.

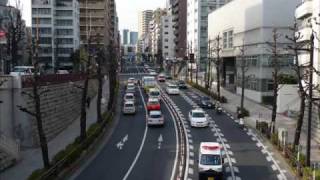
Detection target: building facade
<box><xmin>162</xmin><ymin>14</ymin><xmax>175</xmax><ymax>60</ymax></box>
<box><xmin>129</xmin><ymin>31</ymin><xmax>138</xmax><ymax>45</ymax></box>
<box><xmin>172</xmin><ymin>0</ymin><xmax>187</xmax><ymax>59</ymax></box>
<box><xmin>138</xmin><ymin>10</ymin><xmax>153</xmax><ymax>39</ymax></box>
<box><xmin>32</xmin><ymin>0</ymin><xmax>80</xmax><ymax>70</ymax></box>
<box><xmin>187</xmin><ymin>0</ymin><xmax>229</xmax><ymax>71</ymax></box>
<box><xmin>121</xmin><ymin>29</ymin><xmax>129</xmax><ymax>45</ymax></box>
<box><xmin>208</xmin><ymin>0</ymin><xmax>299</xmax><ymax>103</ymax></box>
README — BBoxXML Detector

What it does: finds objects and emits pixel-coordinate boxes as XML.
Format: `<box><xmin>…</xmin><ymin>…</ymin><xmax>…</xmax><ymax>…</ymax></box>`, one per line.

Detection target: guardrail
<box><xmin>159</xmin><ymin>87</ymin><xmax>188</xmax><ymax>180</ymax></box>
<box><xmin>0</xmin><ymin>133</ymin><xmax>20</xmax><ymax>160</ymax></box>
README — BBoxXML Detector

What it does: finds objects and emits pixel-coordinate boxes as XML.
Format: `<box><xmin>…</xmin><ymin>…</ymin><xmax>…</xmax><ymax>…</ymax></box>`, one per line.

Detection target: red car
<box><xmin>147</xmin><ymin>98</ymin><xmax>161</xmax><ymax>111</ymax></box>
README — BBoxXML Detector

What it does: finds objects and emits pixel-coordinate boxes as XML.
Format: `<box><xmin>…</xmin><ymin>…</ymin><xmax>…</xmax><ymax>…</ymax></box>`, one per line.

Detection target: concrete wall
<box><xmin>0</xmin><ymin>75</ymin><xmax>97</xmax><ymax>147</ymax></box>
<box><xmin>277</xmin><ymin>84</ymin><xmax>300</xmax><ymax>113</ymax></box>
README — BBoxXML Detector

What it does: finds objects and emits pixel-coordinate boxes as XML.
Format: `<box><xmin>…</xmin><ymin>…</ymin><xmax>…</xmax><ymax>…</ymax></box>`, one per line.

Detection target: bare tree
<box><xmin>266</xmin><ymin>29</ymin><xmax>282</xmax><ymax>134</ymax></box>
<box><xmin>206</xmin><ymin>39</ymin><xmax>213</xmax><ymax>89</ymax></box>
<box><xmin>17</xmin><ymin>22</ymin><xmax>50</xmax><ymax>169</ymax></box>
<box><xmin>285</xmin><ymin>21</ymin><xmax>309</xmax><ymax>150</ymax></box>
<box><xmin>236</xmin><ymin>40</ymin><xmax>249</xmax><ymax>116</ymax></box>
<box><xmin>212</xmin><ymin>34</ymin><xmax>222</xmax><ymax>101</ymax></box>
<box><xmin>95</xmin><ymin>34</ymin><xmax>104</xmax><ymax>123</ymax></box>
<box><xmin>107</xmin><ymin>42</ymin><xmax>118</xmax><ymax>111</ymax></box>
<box><xmin>5</xmin><ymin>0</ymin><xmax>24</xmax><ymax>73</ymax></box>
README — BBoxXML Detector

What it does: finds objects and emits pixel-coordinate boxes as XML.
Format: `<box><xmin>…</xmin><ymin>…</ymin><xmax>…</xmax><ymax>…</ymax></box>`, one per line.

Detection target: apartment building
<box><xmin>79</xmin><ymin>0</ymin><xmax>107</xmax><ymax>47</ymax></box>
<box><xmin>172</xmin><ymin>0</ymin><xmax>187</xmax><ymax>59</ymax></box>
<box><xmin>208</xmin><ymin>0</ymin><xmax>299</xmax><ymax>103</ymax></box>
<box><xmin>32</xmin><ymin>0</ymin><xmax>80</xmax><ymax>70</ymax></box>
<box><xmin>162</xmin><ymin>14</ymin><xmax>175</xmax><ymax>60</ymax></box>
<box><xmin>187</xmin><ymin>0</ymin><xmax>229</xmax><ymax>71</ymax></box>
<box><xmin>138</xmin><ymin>10</ymin><xmax>153</xmax><ymax>39</ymax></box>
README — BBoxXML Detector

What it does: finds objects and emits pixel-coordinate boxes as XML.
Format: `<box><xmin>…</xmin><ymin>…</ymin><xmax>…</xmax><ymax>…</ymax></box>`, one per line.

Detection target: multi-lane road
<box><xmin>72</xmin><ymin>62</ymin><xmax>287</xmax><ymax>180</ymax></box>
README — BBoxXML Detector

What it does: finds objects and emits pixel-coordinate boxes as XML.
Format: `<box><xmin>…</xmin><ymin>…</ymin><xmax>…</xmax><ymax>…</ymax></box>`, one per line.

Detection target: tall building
<box><xmin>162</xmin><ymin>14</ymin><xmax>175</xmax><ymax>60</ymax></box>
<box><xmin>295</xmin><ymin>0</ymin><xmax>320</xmax><ymax>144</ymax></box>
<box><xmin>172</xmin><ymin>0</ymin><xmax>187</xmax><ymax>59</ymax></box>
<box><xmin>187</xmin><ymin>0</ymin><xmax>229</xmax><ymax>70</ymax></box>
<box><xmin>122</xmin><ymin>29</ymin><xmax>129</xmax><ymax>45</ymax></box>
<box><xmin>32</xmin><ymin>0</ymin><xmax>80</xmax><ymax>70</ymax></box>
<box><xmin>79</xmin><ymin>0</ymin><xmax>107</xmax><ymax>47</ymax></box>
<box><xmin>208</xmin><ymin>0</ymin><xmax>299</xmax><ymax>103</ymax></box>
<box><xmin>129</xmin><ymin>31</ymin><xmax>138</xmax><ymax>45</ymax></box>
<box><xmin>0</xmin><ymin>0</ymin><xmax>7</xmax><ymax>5</ymax></box>
<box><xmin>138</xmin><ymin>10</ymin><xmax>153</xmax><ymax>39</ymax></box>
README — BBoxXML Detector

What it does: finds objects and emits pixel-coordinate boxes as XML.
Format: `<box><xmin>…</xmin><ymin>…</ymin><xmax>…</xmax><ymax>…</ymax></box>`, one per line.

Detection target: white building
<box><xmin>161</xmin><ymin>14</ymin><xmax>175</xmax><ymax>60</ymax></box>
<box><xmin>138</xmin><ymin>10</ymin><xmax>153</xmax><ymax>39</ymax></box>
<box><xmin>32</xmin><ymin>0</ymin><xmax>80</xmax><ymax>70</ymax></box>
<box><xmin>208</xmin><ymin>0</ymin><xmax>300</xmax><ymax>103</ymax></box>
<box><xmin>187</xmin><ymin>0</ymin><xmax>229</xmax><ymax>71</ymax></box>
<box><xmin>295</xmin><ymin>0</ymin><xmax>320</xmax><ymax>86</ymax></box>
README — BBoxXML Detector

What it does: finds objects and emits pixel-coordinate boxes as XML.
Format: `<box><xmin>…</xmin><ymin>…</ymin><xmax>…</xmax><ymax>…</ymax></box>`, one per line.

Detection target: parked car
<box><xmin>157</xmin><ymin>74</ymin><xmax>166</xmax><ymax>82</ymax></box>
<box><xmin>177</xmin><ymin>80</ymin><xmax>188</xmax><ymax>89</ymax></box>
<box><xmin>216</xmin><ymin>106</ymin><xmax>222</xmax><ymax>114</ymax></box>
<box><xmin>166</xmin><ymin>83</ymin><xmax>180</xmax><ymax>95</ymax></box>
<box><xmin>122</xmin><ymin>101</ymin><xmax>136</xmax><ymax>115</ymax></box>
<box><xmin>198</xmin><ymin>96</ymin><xmax>215</xmax><ymax>109</ymax></box>
<box><xmin>10</xmin><ymin>66</ymin><xmax>35</xmax><ymax>76</ymax></box>
<box><xmin>124</xmin><ymin>93</ymin><xmax>135</xmax><ymax>103</ymax></box>
<box><xmin>127</xmin><ymin>77</ymin><xmax>136</xmax><ymax>85</ymax></box>
<box><xmin>148</xmin><ymin>88</ymin><xmax>161</xmax><ymax>101</ymax></box>
<box><xmin>198</xmin><ymin>142</ymin><xmax>224</xmax><ymax>180</ymax></box>
<box><xmin>126</xmin><ymin>83</ymin><xmax>136</xmax><ymax>93</ymax></box>
<box><xmin>147</xmin><ymin>98</ymin><xmax>161</xmax><ymax>111</ymax></box>
<box><xmin>189</xmin><ymin>109</ymin><xmax>209</xmax><ymax>127</ymax></box>
<box><xmin>147</xmin><ymin>110</ymin><xmax>164</xmax><ymax>126</ymax></box>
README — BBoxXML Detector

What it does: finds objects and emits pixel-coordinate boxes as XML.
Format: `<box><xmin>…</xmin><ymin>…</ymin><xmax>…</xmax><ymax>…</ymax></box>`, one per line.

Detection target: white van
<box><xmin>142</xmin><ymin>76</ymin><xmax>156</xmax><ymax>92</ymax></box>
<box><xmin>198</xmin><ymin>142</ymin><xmax>224</xmax><ymax>179</ymax></box>
<box><xmin>10</xmin><ymin>66</ymin><xmax>35</xmax><ymax>76</ymax></box>
<box><xmin>148</xmin><ymin>88</ymin><xmax>161</xmax><ymax>101</ymax></box>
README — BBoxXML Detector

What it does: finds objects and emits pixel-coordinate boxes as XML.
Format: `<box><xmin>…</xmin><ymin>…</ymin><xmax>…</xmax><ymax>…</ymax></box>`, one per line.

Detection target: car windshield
<box><xmin>148</xmin><ymin>101</ymin><xmax>158</xmax><ymax>105</ymax></box>
<box><xmin>150</xmin><ymin>114</ymin><xmax>161</xmax><ymax>118</ymax></box>
<box><xmin>202</xmin><ymin>97</ymin><xmax>210</xmax><ymax>101</ymax></box>
<box><xmin>200</xmin><ymin>154</ymin><xmax>221</xmax><ymax>166</ymax></box>
<box><xmin>125</xmin><ymin>103</ymin><xmax>134</xmax><ymax>107</ymax></box>
<box><xmin>192</xmin><ymin>112</ymin><xmax>205</xmax><ymax>118</ymax></box>
<box><xmin>150</xmin><ymin>91</ymin><xmax>160</xmax><ymax>96</ymax></box>
<box><xmin>126</xmin><ymin>95</ymin><xmax>133</xmax><ymax>99</ymax></box>
<box><xmin>169</xmin><ymin>85</ymin><xmax>178</xmax><ymax>89</ymax></box>
<box><xmin>127</xmin><ymin>86</ymin><xmax>134</xmax><ymax>89</ymax></box>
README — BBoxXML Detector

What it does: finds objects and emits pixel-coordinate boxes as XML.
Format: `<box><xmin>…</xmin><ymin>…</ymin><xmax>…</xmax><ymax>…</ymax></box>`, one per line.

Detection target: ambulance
<box><xmin>198</xmin><ymin>142</ymin><xmax>224</xmax><ymax>180</ymax></box>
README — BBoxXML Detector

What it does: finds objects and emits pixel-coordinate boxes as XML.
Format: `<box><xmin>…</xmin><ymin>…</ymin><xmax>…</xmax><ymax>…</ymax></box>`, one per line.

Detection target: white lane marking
<box><xmin>123</xmin><ymin>86</ymin><xmax>148</xmax><ymax>180</ymax></box>
<box><xmin>233</xmin><ymin>166</ymin><xmax>239</xmax><ymax>173</ymax></box>
<box><xmin>116</xmin><ymin>134</ymin><xmax>129</xmax><ymax>150</ymax></box>
<box><xmin>158</xmin><ymin>134</ymin><xmax>163</xmax><ymax>149</ymax></box>
<box><xmin>272</xmin><ymin>164</ymin><xmax>277</xmax><ymax>171</ymax></box>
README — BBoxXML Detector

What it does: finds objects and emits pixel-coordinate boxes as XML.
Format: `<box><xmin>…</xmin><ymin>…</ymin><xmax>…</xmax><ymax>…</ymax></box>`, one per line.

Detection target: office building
<box><xmin>172</xmin><ymin>0</ymin><xmax>187</xmax><ymax>59</ymax></box>
<box><xmin>208</xmin><ymin>0</ymin><xmax>299</xmax><ymax>103</ymax></box>
<box><xmin>121</xmin><ymin>29</ymin><xmax>129</xmax><ymax>45</ymax></box>
<box><xmin>129</xmin><ymin>31</ymin><xmax>138</xmax><ymax>45</ymax></box>
<box><xmin>32</xmin><ymin>0</ymin><xmax>80</xmax><ymax>70</ymax></box>
<box><xmin>162</xmin><ymin>14</ymin><xmax>175</xmax><ymax>60</ymax></box>
<box><xmin>187</xmin><ymin>0</ymin><xmax>229</xmax><ymax>70</ymax></box>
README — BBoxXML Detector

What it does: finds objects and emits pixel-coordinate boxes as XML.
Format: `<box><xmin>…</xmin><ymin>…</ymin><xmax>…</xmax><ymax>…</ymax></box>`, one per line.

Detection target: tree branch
<box><xmin>17</xmin><ymin>105</ymin><xmax>36</xmax><ymax>117</ymax></box>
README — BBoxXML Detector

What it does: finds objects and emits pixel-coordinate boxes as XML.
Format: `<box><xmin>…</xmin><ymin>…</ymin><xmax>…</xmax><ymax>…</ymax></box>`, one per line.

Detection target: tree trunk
<box><xmin>80</xmin><ymin>77</ymin><xmax>88</xmax><ymax>141</ymax></box>
<box><xmin>97</xmin><ymin>64</ymin><xmax>102</xmax><ymax>123</ymax></box>
<box><xmin>216</xmin><ymin>60</ymin><xmax>221</xmax><ymax>101</ymax></box>
<box><xmin>294</xmin><ymin>95</ymin><xmax>305</xmax><ymax>148</ymax></box>
<box><xmin>241</xmin><ymin>67</ymin><xmax>245</xmax><ymax>113</ymax></box>
<box><xmin>271</xmin><ymin>70</ymin><xmax>278</xmax><ymax>134</ymax></box>
<box><xmin>34</xmin><ymin>76</ymin><xmax>50</xmax><ymax>169</ymax></box>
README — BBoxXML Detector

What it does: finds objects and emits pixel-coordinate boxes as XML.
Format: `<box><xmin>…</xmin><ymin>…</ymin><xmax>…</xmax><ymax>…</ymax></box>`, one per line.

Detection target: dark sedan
<box><xmin>177</xmin><ymin>80</ymin><xmax>188</xmax><ymax>89</ymax></box>
<box><xmin>198</xmin><ymin>96</ymin><xmax>215</xmax><ymax>109</ymax></box>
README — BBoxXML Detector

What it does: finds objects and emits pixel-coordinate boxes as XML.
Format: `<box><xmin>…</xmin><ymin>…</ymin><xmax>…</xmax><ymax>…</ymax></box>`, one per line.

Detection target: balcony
<box><xmin>296</xmin><ymin>27</ymin><xmax>312</xmax><ymax>42</ymax></box>
<box><xmin>295</xmin><ymin>0</ymin><xmax>313</xmax><ymax>20</ymax></box>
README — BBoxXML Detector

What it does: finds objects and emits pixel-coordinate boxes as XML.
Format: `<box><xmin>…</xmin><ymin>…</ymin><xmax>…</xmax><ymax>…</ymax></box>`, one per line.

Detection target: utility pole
<box><xmin>306</xmin><ymin>32</ymin><xmax>314</xmax><ymax>167</ymax></box>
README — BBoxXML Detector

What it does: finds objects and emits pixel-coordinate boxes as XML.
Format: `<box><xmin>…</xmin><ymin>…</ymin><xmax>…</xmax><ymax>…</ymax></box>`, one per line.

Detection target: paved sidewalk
<box><xmin>194</xmin><ymin>79</ymin><xmax>320</xmax><ymax>163</ymax></box>
<box><xmin>0</xmin><ymin>79</ymin><xmax>109</xmax><ymax>180</ymax></box>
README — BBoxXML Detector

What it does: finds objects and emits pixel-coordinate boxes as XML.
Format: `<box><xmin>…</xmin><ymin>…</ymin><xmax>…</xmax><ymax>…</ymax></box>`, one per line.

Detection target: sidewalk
<box><xmin>0</xmin><ymin>79</ymin><xmax>109</xmax><ymax>180</ymax></box>
<box><xmin>194</xmin><ymin>79</ymin><xmax>320</xmax><ymax>162</ymax></box>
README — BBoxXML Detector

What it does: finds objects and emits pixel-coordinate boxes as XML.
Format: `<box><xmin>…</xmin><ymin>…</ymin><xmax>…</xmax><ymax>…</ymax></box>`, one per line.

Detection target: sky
<box><xmin>11</xmin><ymin>0</ymin><xmax>166</xmax><ymax>32</ymax></box>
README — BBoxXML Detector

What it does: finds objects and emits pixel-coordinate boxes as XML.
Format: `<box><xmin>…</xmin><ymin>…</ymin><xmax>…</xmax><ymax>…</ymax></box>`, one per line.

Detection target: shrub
<box><xmin>52</xmin><ymin>149</ymin><xmax>66</xmax><ymax>164</ymax></box>
<box><xmin>271</xmin><ymin>132</ymin><xmax>279</xmax><ymax>146</ymax></box>
<box><xmin>28</xmin><ymin>168</ymin><xmax>45</xmax><ymax>180</ymax></box>
<box><xmin>237</xmin><ymin>107</ymin><xmax>250</xmax><ymax>118</ymax></box>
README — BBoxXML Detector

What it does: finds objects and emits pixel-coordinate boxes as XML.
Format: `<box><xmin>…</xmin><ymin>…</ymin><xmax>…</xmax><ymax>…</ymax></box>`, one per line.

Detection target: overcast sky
<box><xmin>11</xmin><ymin>0</ymin><xmax>166</xmax><ymax>32</ymax></box>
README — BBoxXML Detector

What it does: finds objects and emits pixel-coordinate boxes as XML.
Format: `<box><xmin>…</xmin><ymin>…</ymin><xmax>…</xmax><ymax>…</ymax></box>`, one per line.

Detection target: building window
<box><xmin>56</xmin><ymin>10</ymin><xmax>72</xmax><ymax>17</ymax></box>
<box><xmin>39</xmin><ymin>37</ymin><xmax>52</xmax><ymax>44</ymax></box>
<box><xmin>267</xmin><ymin>80</ymin><xmax>273</xmax><ymax>91</ymax></box>
<box><xmin>223</xmin><ymin>32</ymin><xmax>228</xmax><ymax>49</ymax></box>
<box><xmin>32</xmin><ymin>18</ymin><xmax>51</xmax><ymax>24</ymax></box>
<box><xmin>228</xmin><ymin>30</ymin><xmax>233</xmax><ymax>48</ymax></box>
<box><xmin>32</xmin><ymin>8</ymin><xmax>51</xmax><ymax>15</ymax></box>
<box><xmin>55</xmin><ymin>29</ymin><xmax>73</xmax><ymax>35</ymax></box>
<box><xmin>165</xmin><ymin>46</ymin><xmax>169</xmax><ymax>49</ymax></box>
<box><xmin>55</xmin><ymin>19</ymin><xmax>73</xmax><ymax>26</ymax></box>
<box><xmin>165</xmin><ymin>38</ymin><xmax>169</xmax><ymax>42</ymax></box>
<box><xmin>164</xmin><ymin>32</ymin><xmax>168</xmax><ymax>34</ymax></box>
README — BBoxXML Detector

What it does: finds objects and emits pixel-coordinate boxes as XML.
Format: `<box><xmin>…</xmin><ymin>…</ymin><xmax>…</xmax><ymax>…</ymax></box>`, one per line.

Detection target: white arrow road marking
<box><xmin>158</xmin><ymin>134</ymin><xmax>163</xmax><ymax>149</ymax></box>
<box><xmin>116</xmin><ymin>134</ymin><xmax>129</xmax><ymax>150</ymax></box>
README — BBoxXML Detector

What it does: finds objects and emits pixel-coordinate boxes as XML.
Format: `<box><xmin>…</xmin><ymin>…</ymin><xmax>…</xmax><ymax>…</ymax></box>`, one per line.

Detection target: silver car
<box><xmin>147</xmin><ymin>110</ymin><xmax>164</xmax><ymax>126</ymax></box>
<box><xmin>124</xmin><ymin>93</ymin><xmax>135</xmax><ymax>104</ymax></box>
<box><xmin>126</xmin><ymin>83</ymin><xmax>136</xmax><ymax>93</ymax></box>
<box><xmin>123</xmin><ymin>101</ymin><xmax>136</xmax><ymax>115</ymax></box>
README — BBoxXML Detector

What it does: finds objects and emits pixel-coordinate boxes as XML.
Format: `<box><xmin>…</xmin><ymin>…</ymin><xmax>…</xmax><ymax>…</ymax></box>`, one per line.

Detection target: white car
<box><xmin>147</xmin><ymin>110</ymin><xmax>164</xmax><ymax>126</ymax></box>
<box><xmin>149</xmin><ymin>71</ymin><xmax>157</xmax><ymax>76</ymax></box>
<box><xmin>124</xmin><ymin>93</ymin><xmax>135</xmax><ymax>103</ymax></box>
<box><xmin>148</xmin><ymin>88</ymin><xmax>161</xmax><ymax>101</ymax></box>
<box><xmin>166</xmin><ymin>84</ymin><xmax>180</xmax><ymax>95</ymax></box>
<box><xmin>188</xmin><ymin>109</ymin><xmax>209</xmax><ymax>127</ymax></box>
<box><xmin>127</xmin><ymin>77</ymin><xmax>136</xmax><ymax>85</ymax></box>
<box><xmin>122</xmin><ymin>101</ymin><xmax>136</xmax><ymax>115</ymax></box>
<box><xmin>198</xmin><ymin>142</ymin><xmax>224</xmax><ymax>179</ymax></box>
<box><xmin>126</xmin><ymin>83</ymin><xmax>136</xmax><ymax>93</ymax></box>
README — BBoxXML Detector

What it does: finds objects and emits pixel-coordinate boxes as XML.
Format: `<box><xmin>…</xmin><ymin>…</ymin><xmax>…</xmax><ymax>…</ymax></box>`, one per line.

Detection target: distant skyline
<box><xmin>13</xmin><ymin>0</ymin><xmax>166</xmax><ymax>31</ymax></box>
